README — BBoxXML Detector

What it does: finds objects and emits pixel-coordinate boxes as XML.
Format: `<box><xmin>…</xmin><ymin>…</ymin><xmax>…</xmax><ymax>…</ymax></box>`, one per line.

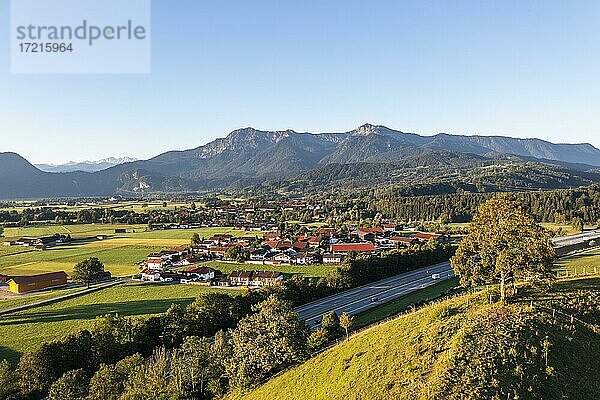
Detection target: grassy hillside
<box><xmin>231</xmin><ymin>278</ymin><xmax>600</xmax><ymax>400</ymax></box>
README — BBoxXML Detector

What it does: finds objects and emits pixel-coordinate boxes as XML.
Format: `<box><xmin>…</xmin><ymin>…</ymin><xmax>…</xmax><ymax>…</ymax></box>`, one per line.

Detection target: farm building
<box><xmin>7</xmin><ymin>271</ymin><xmax>68</xmax><ymax>294</ymax></box>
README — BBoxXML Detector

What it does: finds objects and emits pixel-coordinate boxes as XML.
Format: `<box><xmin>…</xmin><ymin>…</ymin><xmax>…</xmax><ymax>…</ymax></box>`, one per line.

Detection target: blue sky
<box><xmin>1</xmin><ymin>0</ymin><xmax>599</xmax><ymax>164</ymax></box>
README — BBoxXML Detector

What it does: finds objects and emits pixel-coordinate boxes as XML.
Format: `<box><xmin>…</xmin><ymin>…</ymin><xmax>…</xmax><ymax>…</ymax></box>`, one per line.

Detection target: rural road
<box><xmin>551</xmin><ymin>229</ymin><xmax>600</xmax><ymax>248</ymax></box>
<box><xmin>295</xmin><ymin>262</ymin><xmax>455</xmax><ymax>328</ymax></box>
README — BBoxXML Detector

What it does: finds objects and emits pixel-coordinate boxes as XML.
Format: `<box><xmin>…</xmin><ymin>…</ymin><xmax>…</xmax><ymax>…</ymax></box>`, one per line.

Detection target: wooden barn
<box><xmin>7</xmin><ymin>271</ymin><xmax>68</xmax><ymax>294</ymax></box>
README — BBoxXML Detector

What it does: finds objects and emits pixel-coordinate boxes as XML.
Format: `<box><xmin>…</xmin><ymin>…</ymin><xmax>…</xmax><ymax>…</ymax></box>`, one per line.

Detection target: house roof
<box><xmin>390</xmin><ymin>236</ymin><xmax>415</xmax><ymax>243</ymax></box>
<box><xmin>230</xmin><ymin>270</ymin><xmax>253</xmax><ymax>278</ymax></box>
<box><xmin>147</xmin><ymin>258</ymin><xmax>164</xmax><ymax>263</ymax></box>
<box><xmin>315</xmin><ymin>228</ymin><xmax>336</xmax><ymax>236</ymax></box>
<box><xmin>411</xmin><ymin>232</ymin><xmax>441</xmax><ymax>240</ymax></box>
<box><xmin>9</xmin><ymin>271</ymin><xmax>68</xmax><ymax>285</ymax></box>
<box><xmin>331</xmin><ymin>243</ymin><xmax>376</xmax><ymax>253</ymax></box>
<box><xmin>184</xmin><ymin>266</ymin><xmax>215</xmax><ymax>274</ymax></box>
<box><xmin>264</xmin><ymin>240</ymin><xmax>279</xmax><ymax>249</ymax></box>
<box><xmin>141</xmin><ymin>269</ymin><xmax>159</xmax><ymax>275</ymax></box>
<box><xmin>254</xmin><ymin>270</ymin><xmax>283</xmax><ymax>279</ymax></box>
<box><xmin>292</xmin><ymin>241</ymin><xmax>309</xmax><ymax>250</ymax></box>
<box><xmin>357</xmin><ymin>227</ymin><xmax>385</xmax><ymax>235</ymax></box>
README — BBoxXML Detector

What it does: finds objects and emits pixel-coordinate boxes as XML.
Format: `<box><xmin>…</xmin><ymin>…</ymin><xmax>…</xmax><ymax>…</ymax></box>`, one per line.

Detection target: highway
<box><xmin>551</xmin><ymin>229</ymin><xmax>600</xmax><ymax>248</ymax></box>
<box><xmin>295</xmin><ymin>261</ymin><xmax>455</xmax><ymax>328</ymax></box>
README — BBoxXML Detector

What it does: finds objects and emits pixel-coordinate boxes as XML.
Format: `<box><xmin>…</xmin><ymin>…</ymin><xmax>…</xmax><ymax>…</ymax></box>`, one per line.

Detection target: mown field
<box><xmin>205</xmin><ymin>261</ymin><xmax>338</xmax><ymax>278</ymax></box>
<box><xmin>0</xmin><ymin>281</ymin><xmax>233</xmax><ymax>364</ymax></box>
<box><xmin>0</xmin><ymin>201</ymin><xmax>192</xmax><ymax>213</ymax></box>
<box><xmin>0</xmin><ymin>225</ymin><xmax>255</xmax><ymax>277</ymax></box>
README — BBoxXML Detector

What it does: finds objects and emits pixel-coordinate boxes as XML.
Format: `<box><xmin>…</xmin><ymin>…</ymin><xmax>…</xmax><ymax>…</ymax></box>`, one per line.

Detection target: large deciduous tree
<box><xmin>226</xmin><ymin>296</ymin><xmax>308</xmax><ymax>389</ymax></box>
<box><xmin>72</xmin><ymin>257</ymin><xmax>107</xmax><ymax>288</ymax></box>
<box><xmin>451</xmin><ymin>194</ymin><xmax>556</xmax><ymax>302</ymax></box>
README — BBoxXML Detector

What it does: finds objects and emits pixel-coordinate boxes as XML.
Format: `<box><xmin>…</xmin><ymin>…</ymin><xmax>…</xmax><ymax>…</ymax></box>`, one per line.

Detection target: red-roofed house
<box><xmin>147</xmin><ymin>258</ymin><xmax>166</xmax><ymax>270</ymax></box>
<box><xmin>355</xmin><ymin>227</ymin><xmax>385</xmax><ymax>241</ymax></box>
<box><xmin>141</xmin><ymin>269</ymin><xmax>161</xmax><ymax>282</ymax></box>
<box><xmin>410</xmin><ymin>232</ymin><xmax>446</xmax><ymax>242</ymax></box>
<box><xmin>331</xmin><ymin>243</ymin><xmax>376</xmax><ymax>254</ymax></box>
<box><xmin>315</xmin><ymin>228</ymin><xmax>336</xmax><ymax>237</ymax></box>
<box><xmin>382</xmin><ymin>223</ymin><xmax>399</xmax><ymax>232</ymax></box>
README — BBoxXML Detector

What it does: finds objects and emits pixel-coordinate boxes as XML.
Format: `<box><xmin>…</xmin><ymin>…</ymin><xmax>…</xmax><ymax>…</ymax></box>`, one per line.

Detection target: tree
<box><xmin>47</xmin><ymin>369</ymin><xmax>88</xmax><ymax>400</ymax></box>
<box><xmin>0</xmin><ymin>226</ymin><xmax>4</xmax><ymax>237</ymax></box>
<box><xmin>339</xmin><ymin>312</ymin><xmax>354</xmax><ymax>341</ymax></box>
<box><xmin>176</xmin><ymin>336</ymin><xmax>217</xmax><ymax>397</ymax></box>
<box><xmin>121</xmin><ymin>348</ymin><xmax>186</xmax><ymax>400</ymax></box>
<box><xmin>572</xmin><ymin>217</ymin><xmax>584</xmax><ymax>233</ymax></box>
<box><xmin>227</xmin><ymin>296</ymin><xmax>308</xmax><ymax>389</ymax></box>
<box><xmin>307</xmin><ymin>327</ymin><xmax>329</xmax><ymax>351</ymax></box>
<box><xmin>0</xmin><ymin>359</ymin><xmax>20</xmax><ymax>400</ymax></box>
<box><xmin>451</xmin><ymin>194</ymin><xmax>556</xmax><ymax>302</ymax></box>
<box><xmin>88</xmin><ymin>354</ymin><xmax>144</xmax><ymax>400</ymax></box>
<box><xmin>191</xmin><ymin>233</ymin><xmax>201</xmax><ymax>246</ymax></box>
<box><xmin>321</xmin><ymin>311</ymin><xmax>341</xmax><ymax>337</ymax></box>
<box><xmin>225</xmin><ymin>245</ymin><xmax>248</xmax><ymax>262</ymax></box>
<box><xmin>72</xmin><ymin>258</ymin><xmax>107</xmax><ymax>288</ymax></box>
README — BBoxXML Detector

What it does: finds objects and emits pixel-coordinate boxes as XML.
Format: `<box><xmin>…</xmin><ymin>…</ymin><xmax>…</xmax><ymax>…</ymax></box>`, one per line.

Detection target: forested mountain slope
<box><xmin>3</xmin><ymin>124</ymin><xmax>600</xmax><ymax>198</ymax></box>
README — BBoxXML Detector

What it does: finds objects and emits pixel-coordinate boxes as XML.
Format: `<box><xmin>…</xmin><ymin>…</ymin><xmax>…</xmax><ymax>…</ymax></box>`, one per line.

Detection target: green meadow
<box><xmin>205</xmin><ymin>261</ymin><xmax>338</xmax><ymax>278</ymax></box>
<box><xmin>0</xmin><ymin>225</ymin><xmax>256</xmax><ymax>277</ymax></box>
<box><xmin>554</xmin><ymin>247</ymin><xmax>600</xmax><ymax>277</ymax></box>
<box><xmin>0</xmin><ymin>286</ymin><xmax>86</xmax><ymax>311</ymax></box>
<box><xmin>0</xmin><ymin>281</ymin><xmax>234</xmax><ymax>364</ymax></box>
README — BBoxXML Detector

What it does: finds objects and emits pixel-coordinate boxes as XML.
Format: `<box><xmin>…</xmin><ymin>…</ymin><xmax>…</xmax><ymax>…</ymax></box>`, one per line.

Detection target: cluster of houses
<box><xmin>3</xmin><ymin>234</ymin><xmax>70</xmax><ymax>251</ymax></box>
<box><xmin>148</xmin><ymin>201</ymin><xmax>313</xmax><ymax>232</ymax></box>
<box><xmin>137</xmin><ymin>224</ymin><xmax>446</xmax><ymax>287</ymax></box>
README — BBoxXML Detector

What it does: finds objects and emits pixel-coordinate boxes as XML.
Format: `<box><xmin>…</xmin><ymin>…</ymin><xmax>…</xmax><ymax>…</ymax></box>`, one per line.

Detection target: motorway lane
<box><xmin>295</xmin><ymin>262</ymin><xmax>454</xmax><ymax>328</ymax></box>
<box><xmin>551</xmin><ymin>230</ymin><xmax>600</xmax><ymax>247</ymax></box>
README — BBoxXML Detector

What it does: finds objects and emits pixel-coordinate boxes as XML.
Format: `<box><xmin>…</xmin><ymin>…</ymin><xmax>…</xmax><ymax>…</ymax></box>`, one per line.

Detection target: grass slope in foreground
<box><xmin>231</xmin><ymin>278</ymin><xmax>600</xmax><ymax>400</ymax></box>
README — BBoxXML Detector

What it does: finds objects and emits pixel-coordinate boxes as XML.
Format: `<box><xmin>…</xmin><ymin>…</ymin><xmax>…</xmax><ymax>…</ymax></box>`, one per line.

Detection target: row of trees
<box><xmin>374</xmin><ymin>185</ymin><xmax>600</xmax><ymax>225</ymax></box>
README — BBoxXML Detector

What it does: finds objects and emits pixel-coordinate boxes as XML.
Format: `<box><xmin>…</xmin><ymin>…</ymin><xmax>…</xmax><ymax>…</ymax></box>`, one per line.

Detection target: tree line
<box><xmin>373</xmin><ymin>185</ymin><xmax>600</xmax><ymax>225</ymax></box>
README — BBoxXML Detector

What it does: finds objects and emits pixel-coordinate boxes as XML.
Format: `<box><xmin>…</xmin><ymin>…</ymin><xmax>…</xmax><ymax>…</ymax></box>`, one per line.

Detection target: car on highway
<box><xmin>431</xmin><ymin>273</ymin><xmax>441</xmax><ymax>280</ymax></box>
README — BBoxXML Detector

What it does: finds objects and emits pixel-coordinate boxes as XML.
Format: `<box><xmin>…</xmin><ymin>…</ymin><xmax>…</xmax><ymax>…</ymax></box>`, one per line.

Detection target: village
<box><xmin>0</xmin><ymin>220</ymin><xmax>447</xmax><ymax>294</ymax></box>
<box><xmin>137</xmin><ymin>224</ymin><xmax>447</xmax><ymax>287</ymax></box>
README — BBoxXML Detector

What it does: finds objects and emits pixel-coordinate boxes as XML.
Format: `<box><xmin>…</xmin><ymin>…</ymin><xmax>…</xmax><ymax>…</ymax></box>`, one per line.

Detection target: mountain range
<box><xmin>2</xmin><ymin>124</ymin><xmax>600</xmax><ymax>199</ymax></box>
<box><xmin>35</xmin><ymin>157</ymin><xmax>138</xmax><ymax>173</ymax></box>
